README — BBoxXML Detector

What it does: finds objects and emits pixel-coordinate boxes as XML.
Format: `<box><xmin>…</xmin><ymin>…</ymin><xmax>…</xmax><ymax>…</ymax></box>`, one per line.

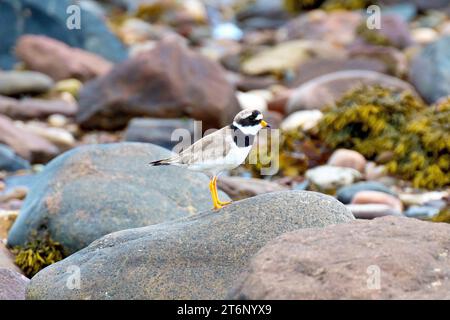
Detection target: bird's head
<box><xmin>232</xmin><ymin>109</ymin><xmax>270</xmax><ymax>135</ymax></box>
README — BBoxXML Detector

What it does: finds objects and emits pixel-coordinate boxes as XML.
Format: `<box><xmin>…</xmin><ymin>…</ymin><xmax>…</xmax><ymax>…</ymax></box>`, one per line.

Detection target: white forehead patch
<box><xmin>255</xmin><ymin>113</ymin><xmax>263</xmax><ymax>120</ymax></box>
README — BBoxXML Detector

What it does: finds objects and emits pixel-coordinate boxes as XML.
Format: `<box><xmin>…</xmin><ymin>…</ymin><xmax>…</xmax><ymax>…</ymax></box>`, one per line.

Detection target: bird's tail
<box><xmin>149</xmin><ymin>158</ymin><xmax>173</xmax><ymax>166</ymax></box>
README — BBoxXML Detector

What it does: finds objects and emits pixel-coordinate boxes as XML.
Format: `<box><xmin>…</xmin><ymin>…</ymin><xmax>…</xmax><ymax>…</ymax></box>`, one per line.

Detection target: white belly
<box><xmin>188</xmin><ymin>144</ymin><xmax>252</xmax><ymax>176</ymax></box>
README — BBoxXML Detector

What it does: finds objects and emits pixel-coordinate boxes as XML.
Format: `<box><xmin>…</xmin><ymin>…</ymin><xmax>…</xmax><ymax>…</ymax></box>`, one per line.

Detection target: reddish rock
<box><xmin>351</xmin><ymin>190</ymin><xmax>403</xmax><ymax>212</ymax></box>
<box><xmin>229</xmin><ymin>216</ymin><xmax>450</xmax><ymax>299</ymax></box>
<box><xmin>0</xmin><ymin>115</ymin><xmax>58</xmax><ymax>163</ymax></box>
<box><xmin>0</xmin><ymin>268</ymin><xmax>29</xmax><ymax>300</ymax></box>
<box><xmin>327</xmin><ymin>149</ymin><xmax>367</xmax><ymax>173</ymax></box>
<box><xmin>287</xmin><ymin>70</ymin><xmax>418</xmax><ymax>113</ymax></box>
<box><xmin>15</xmin><ymin>35</ymin><xmax>113</xmax><ymax>81</ymax></box>
<box><xmin>280</xmin><ymin>10</ymin><xmax>362</xmax><ymax>46</ymax></box>
<box><xmin>0</xmin><ymin>95</ymin><xmax>77</xmax><ymax>120</ymax></box>
<box><xmin>77</xmin><ymin>37</ymin><xmax>240</xmax><ymax>130</ymax></box>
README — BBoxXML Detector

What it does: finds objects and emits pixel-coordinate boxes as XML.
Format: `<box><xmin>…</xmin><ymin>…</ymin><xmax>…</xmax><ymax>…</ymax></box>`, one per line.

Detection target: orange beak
<box><xmin>261</xmin><ymin>120</ymin><xmax>270</xmax><ymax>128</ymax></box>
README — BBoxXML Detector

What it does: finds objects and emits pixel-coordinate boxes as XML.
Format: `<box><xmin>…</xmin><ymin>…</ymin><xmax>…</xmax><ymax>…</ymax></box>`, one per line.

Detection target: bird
<box><xmin>149</xmin><ymin>109</ymin><xmax>270</xmax><ymax>210</ymax></box>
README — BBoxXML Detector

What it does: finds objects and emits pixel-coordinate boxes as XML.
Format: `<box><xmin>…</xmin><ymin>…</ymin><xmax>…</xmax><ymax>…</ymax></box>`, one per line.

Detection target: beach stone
<box><xmin>280</xmin><ymin>10</ymin><xmax>362</xmax><ymax>46</ymax></box>
<box><xmin>404</xmin><ymin>206</ymin><xmax>440</xmax><ymax>219</ymax></box>
<box><xmin>0</xmin><ymin>96</ymin><xmax>77</xmax><ymax>120</ymax></box>
<box><xmin>124</xmin><ymin>118</ymin><xmax>195</xmax><ymax>150</ymax></box>
<box><xmin>292</xmin><ymin>57</ymin><xmax>388</xmax><ymax>87</ymax></box>
<box><xmin>287</xmin><ymin>70</ymin><xmax>417</xmax><ymax>113</ymax></box>
<box><xmin>228</xmin><ymin>216</ymin><xmax>450</xmax><ymax>299</ymax></box>
<box><xmin>0</xmin><ymin>71</ymin><xmax>53</xmax><ymax>96</ymax></box>
<box><xmin>360</xmin><ymin>14</ymin><xmax>413</xmax><ymax>49</ymax></box>
<box><xmin>26</xmin><ymin>191</ymin><xmax>354</xmax><ymax>300</ymax></box>
<box><xmin>305</xmin><ymin>165</ymin><xmax>361</xmax><ymax>191</ymax></box>
<box><xmin>216</xmin><ymin>176</ymin><xmax>288</xmax><ymax>200</ymax></box>
<box><xmin>7</xmin><ymin>142</ymin><xmax>230</xmax><ymax>254</ymax></box>
<box><xmin>410</xmin><ymin>35</ymin><xmax>450</xmax><ymax>103</ymax></box>
<box><xmin>351</xmin><ymin>191</ymin><xmax>403</xmax><ymax>212</ymax></box>
<box><xmin>336</xmin><ymin>181</ymin><xmax>396</xmax><ymax>204</ymax></box>
<box><xmin>327</xmin><ymin>149</ymin><xmax>367</xmax><ymax>173</ymax></box>
<box><xmin>0</xmin><ymin>144</ymin><xmax>30</xmax><ymax>172</ymax></box>
<box><xmin>346</xmin><ymin>204</ymin><xmax>401</xmax><ymax>219</ymax></box>
<box><xmin>0</xmin><ymin>115</ymin><xmax>59</xmax><ymax>163</ymax></box>
<box><xmin>77</xmin><ymin>37</ymin><xmax>240</xmax><ymax>130</ymax></box>
<box><xmin>0</xmin><ymin>0</ymin><xmax>126</xmax><ymax>69</ymax></box>
<box><xmin>16</xmin><ymin>35</ymin><xmax>113</xmax><ymax>82</ymax></box>
<box><xmin>241</xmin><ymin>40</ymin><xmax>345</xmax><ymax>76</ymax></box>
<box><xmin>0</xmin><ymin>268</ymin><xmax>29</xmax><ymax>300</ymax></box>
<box><xmin>280</xmin><ymin>110</ymin><xmax>323</xmax><ymax>132</ymax></box>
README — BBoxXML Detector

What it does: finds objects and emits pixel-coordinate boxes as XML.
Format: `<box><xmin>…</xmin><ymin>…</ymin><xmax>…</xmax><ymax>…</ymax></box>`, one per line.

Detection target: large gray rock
<box><xmin>7</xmin><ymin>142</ymin><xmax>230</xmax><ymax>254</ymax></box>
<box><xmin>26</xmin><ymin>191</ymin><xmax>354</xmax><ymax>300</ymax></box>
<box><xmin>229</xmin><ymin>216</ymin><xmax>450</xmax><ymax>299</ymax></box>
<box><xmin>410</xmin><ymin>36</ymin><xmax>450</xmax><ymax>103</ymax></box>
<box><xmin>0</xmin><ymin>268</ymin><xmax>29</xmax><ymax>300</ymax></box>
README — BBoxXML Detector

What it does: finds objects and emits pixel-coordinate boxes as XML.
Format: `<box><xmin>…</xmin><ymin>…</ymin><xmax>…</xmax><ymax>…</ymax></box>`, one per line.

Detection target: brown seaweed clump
<box><xmin>319</xmin><ymin>85</ymin><xmax>449</xmax><ymax>189</ymax></box>
<box><xmin>11</xmin><ymin>233</ymin><xmax>66</xmax><ymax>278</ymax></box>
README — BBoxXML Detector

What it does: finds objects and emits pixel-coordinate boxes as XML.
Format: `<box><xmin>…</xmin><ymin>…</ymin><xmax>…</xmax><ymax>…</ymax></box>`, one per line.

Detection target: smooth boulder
<box><xmin>77</xmin><ymin>37</ymin><xmax>240</xmax><ymax>130</ymax></box>
<box><xmin>7</xmin><ymin>142</ymin><xmax>230</xmax><ymax>254</ymax></box>
<box><xmin>229</xmin><ymin>216</ymin><xmax>450</xmax><ymax>299</ymax></box>
<box><xmin>26</xmin><ymin>191</ymin><xmax>354</xmax><ymax>300</ymax></box>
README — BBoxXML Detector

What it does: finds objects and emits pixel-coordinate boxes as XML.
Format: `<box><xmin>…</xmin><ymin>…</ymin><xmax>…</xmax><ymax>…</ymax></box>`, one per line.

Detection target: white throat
<box><xmin>233</xmin><ymin>121</ymin><xmax>261</xmax><ymax>135</ymax></box>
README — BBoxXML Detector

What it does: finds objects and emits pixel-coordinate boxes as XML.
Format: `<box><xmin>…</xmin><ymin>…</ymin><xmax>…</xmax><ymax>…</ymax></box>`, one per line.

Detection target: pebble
<box><xmin>336</xmin><ymin>181</ymin><xmax>396</xmax><ymax>204</ymax></box>
<box><xmin>236</xmin><ymin>91</ymin><xmax>268</xmax><ymax>112</ymax></box>
<box><xmin>346</xmin><ymin>204</ymin><xmax>402</xmax><ymax>219</ymax></box>
<box><xmin>404</xmin><ymin>206</ymin><xmax>440</xmax><ymax>219</ymax></box>
<box><xmin>280</xmin><ymin>110</ymin><xmax>323</xmax><ymax>132</ymax></box>
<box><xmin>305</xmin><ymin>165</ymin><xmax>361</xmax><ymax>191</ymax></box>
<box><xmin>399</xmin><ymin>191</ymin><xmax>449</xmax><ymax>206</ymax></box>
<box><xmin>327</xmin><ymin>149</ymin><xmax>366</xmax><ymax>173</ymax></box>
<box><xmin>351</xmin><ymin>190</ymin><xmax>403</xmax><ymax>212</ymax></box>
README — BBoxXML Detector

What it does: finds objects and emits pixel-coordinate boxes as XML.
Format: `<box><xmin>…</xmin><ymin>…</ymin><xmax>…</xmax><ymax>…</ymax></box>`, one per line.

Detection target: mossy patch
<box><xmin>11</xmin><ymin>233</ymin><xmax>66</xmax><ymax>278</ymax></box>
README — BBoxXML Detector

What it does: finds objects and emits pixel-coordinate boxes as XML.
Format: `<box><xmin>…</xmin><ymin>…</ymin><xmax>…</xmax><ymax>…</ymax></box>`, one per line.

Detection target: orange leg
<box><xmin>209</xmin><ymin>179</ymin><xmax>222</xmax><ymax>210</ymax></box>
<box><xmin>213</xmin><ymin>176</ymin><xmax>231</xmax><ymax>206</ymax></box>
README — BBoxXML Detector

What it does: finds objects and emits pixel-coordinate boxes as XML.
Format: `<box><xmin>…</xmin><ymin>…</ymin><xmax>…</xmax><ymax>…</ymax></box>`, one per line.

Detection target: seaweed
<box><xmin>11</xmin><ymin>233</ymin><xmax>66</xmax><ymax>278</ymax></box>
<box><xmin>318</xmin><ymin>85</ymin><xmax>449</xmax><ymax>189</ymax></box>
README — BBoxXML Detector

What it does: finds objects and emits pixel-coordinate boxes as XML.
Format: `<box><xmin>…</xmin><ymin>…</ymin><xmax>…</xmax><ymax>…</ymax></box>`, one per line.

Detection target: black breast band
<box><xmin>230</xmin><ymin>124</ymin><xmax>255</xmax><ymax>148</ymax></box>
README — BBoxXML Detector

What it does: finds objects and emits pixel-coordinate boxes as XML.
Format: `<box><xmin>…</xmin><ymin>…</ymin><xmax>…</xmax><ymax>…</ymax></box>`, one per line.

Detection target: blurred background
<box><xmin>0</xmin><ymin>0</ymin><xmax>449</xmax><ymax>277</ymax></box>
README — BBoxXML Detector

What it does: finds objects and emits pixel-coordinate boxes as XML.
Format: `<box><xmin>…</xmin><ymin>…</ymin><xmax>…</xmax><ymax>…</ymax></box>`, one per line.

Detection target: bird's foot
<box><xmin>217</xmin><ymin>200</ymin><xmax>231</xmax><ymax>206</ymax></box>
